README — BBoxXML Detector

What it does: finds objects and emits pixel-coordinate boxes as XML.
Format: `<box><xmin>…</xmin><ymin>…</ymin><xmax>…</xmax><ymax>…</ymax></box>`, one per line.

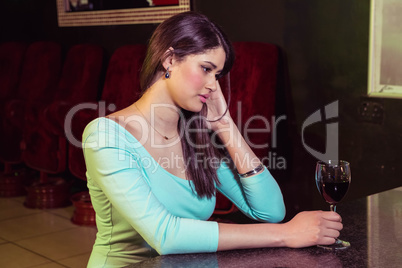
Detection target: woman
<box><xmin>83</xmin><ymin>11</ymin><xmax>343</xmax><ymax>267</ymax></box>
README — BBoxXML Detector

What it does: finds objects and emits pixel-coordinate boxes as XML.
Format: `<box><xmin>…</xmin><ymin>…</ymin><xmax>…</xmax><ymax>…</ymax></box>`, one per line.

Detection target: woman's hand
<box><xmin>217</xmin><ymin>210</ymin><xmax>342</xmax><ymax>251</ymax></box>
<box><xmin>282</xmin><ymin>211</ymin><xmax>343</xmax><ymax>248</ymax></box>
<box><xmin>205</xmin><ymin>80</ymin><xmax>232</xmax><ymax>131</ymax></box>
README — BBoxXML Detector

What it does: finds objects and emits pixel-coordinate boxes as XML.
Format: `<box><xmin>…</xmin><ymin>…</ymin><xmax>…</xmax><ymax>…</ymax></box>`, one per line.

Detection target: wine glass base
<box><xmin>317</xmin><ymin>239</ymin><xmax>351</xmax><ymax>250</ymax></box>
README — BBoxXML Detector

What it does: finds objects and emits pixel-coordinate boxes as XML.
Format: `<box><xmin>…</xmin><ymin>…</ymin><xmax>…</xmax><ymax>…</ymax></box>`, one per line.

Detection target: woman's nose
<box><xmin>206</xmin><ymin>77</ymin><xmax>217</xmax><ymax>92</ymax></box>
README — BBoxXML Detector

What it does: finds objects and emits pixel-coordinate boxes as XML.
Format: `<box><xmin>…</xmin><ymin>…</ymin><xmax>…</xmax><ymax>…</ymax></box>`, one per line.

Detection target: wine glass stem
<box><xmin>330</xmin><ymin>204</ymin><xmax>337</xmax><ymax>212</ymax></box>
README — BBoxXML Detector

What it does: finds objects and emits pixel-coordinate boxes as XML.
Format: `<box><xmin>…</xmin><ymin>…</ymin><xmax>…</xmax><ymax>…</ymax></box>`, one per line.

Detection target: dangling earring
<box><xmin>165</xmin><ymin>67</ymin><xmax>170</xmax><ymax>79</ymax></box>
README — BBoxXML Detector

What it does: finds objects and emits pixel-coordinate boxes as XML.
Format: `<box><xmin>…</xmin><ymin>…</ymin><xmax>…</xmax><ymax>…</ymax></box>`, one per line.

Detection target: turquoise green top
<box><xmin>83</xmin><ymin>117</ymin><xmax>285</xmax><ymax>267</ymax></box>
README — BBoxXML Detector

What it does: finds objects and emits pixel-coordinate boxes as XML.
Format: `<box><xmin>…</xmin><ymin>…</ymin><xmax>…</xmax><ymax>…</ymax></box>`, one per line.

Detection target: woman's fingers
<box><xmin>319</xmin><ymin>236</ymin><xmax>337</xmax><ymax>245</ymax></box>
<box><xmin>325</xmin><ymin>220</ymin><xmax>343</xmax><ymax>231</ymax></box>
<box><xmin>321</xmin><ymin>212</ymin><xmax>343</xmax><ymax>238</ymax></box>
<box><xmin>321</xmin><ymin>211</ymin><xmax>342</xmax><ymax>222</ymax></box>
<box><xmin>320</xmin><ymin>213</ymin><xmax>342</xmax><ymax>244</ymax></box>
<box><xmin>323</xmin><ymin>228</ymin><xmax>340</xmax><ymax>239</ymax></box>
<box><xmin>206</xmin><ymin>80</ymin><xmax>231</xmax><ymax>127</ymax></box>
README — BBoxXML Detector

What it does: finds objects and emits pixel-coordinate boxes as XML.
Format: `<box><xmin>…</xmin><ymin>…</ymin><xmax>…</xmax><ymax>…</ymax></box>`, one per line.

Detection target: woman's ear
<box><xmin>162</xmin><ymin>47</ymin><xmax>175</xmax><ymax>70</ymax></box>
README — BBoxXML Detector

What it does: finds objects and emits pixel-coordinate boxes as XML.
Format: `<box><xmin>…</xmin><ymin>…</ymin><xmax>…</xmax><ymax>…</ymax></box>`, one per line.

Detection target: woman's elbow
<box><xmin>271</xmin><ymin>201</ymin><xmax>286</xmax><ymax>223</ymax></box>
<box><xmin>257</xmin><ymin>210</ymin><xmax>285</xmax><ymax>223</ymax></box>
<box><xmin>269</xmin><ymin>207</ymin><xmax>286</xmax><ymax>223</ymax></box>
<box><xmin>153</xmin><ymin>242</ymin><xmax>184</xmax><ymax>256</ymax></box>
<box><xmin>255</xmin><ymin>202</ymin><xmax>286</xmax><ymax>223</ymax></box>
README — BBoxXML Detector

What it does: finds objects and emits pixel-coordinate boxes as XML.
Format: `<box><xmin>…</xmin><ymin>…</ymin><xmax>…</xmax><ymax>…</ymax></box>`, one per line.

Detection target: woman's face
<box><xmin>166</xmin><ymin>46</ymin><xmax>226</xmax><ymax>112</ymax></box>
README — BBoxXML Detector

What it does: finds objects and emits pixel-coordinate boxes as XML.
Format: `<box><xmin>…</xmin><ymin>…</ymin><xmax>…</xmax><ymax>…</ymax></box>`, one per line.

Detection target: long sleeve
<box><xmin>83</xmin><ymin>119</ymin><xmax>219</xmax><ymax>255</ymax></box>
<box><xmin>216</xmin><ymin>162</ymin><xmax>285</xmax><ymax>223</ymax></box>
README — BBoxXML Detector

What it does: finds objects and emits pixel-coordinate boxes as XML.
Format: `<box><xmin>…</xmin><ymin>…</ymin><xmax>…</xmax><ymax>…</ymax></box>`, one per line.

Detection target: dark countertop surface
<box><xmin>128</xmin><ymin>187</ymin><xmax>402</xmax><ymax>268</ymax></box>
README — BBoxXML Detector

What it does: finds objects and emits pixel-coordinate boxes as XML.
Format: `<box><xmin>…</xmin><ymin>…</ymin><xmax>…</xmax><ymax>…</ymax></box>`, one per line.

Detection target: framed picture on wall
<box><xmin>56</xmin><ymin>0</ymin><xmax>191</xmax><ymax>27</ymax></box>
<box><xmin>368</xmin><ymin>0</ymin><xmax>402</xmax><ymax>98</ymax></box>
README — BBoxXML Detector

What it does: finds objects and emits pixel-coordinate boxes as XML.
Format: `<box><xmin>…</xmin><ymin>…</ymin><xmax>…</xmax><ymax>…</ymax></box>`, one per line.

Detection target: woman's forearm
<box><xmin>217</xmin><ymin>222</ymin><xmax>285</xmax><ymax>251</ymax></box>
<box><xmin>214</xmin><ymin>118</ymin><xmax>261</xmax><ymax>174</ymax></box>
<box><xmin>217</xmin><ymin>211</ymin><xmax>344</xmax><ymax>251</ymax></box>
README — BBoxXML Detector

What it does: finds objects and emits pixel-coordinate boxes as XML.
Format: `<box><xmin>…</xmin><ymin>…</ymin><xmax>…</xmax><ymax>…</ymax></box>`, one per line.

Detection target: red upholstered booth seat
<box><xmin>0</xmin><ymin>42</ymin><xmax>28</xmax><ymax>106</ymax></box>
<box><xmin>0</xmin><ymin>41</ymin><xmax>62</xmax><ymax>167</ymax></box>
<box><xmin>0</xmin><ymin>42</ymin><xmax>28</xmax><ymax>196</ymax></box>
<box><xmin>21</xmin><ymin>44</ymin><xmax>104</xmax><ymax>175</ymax></box>
<box><xmin>20</xmin><ymin>44</ymin><xmax>104</xmax><ymax>208</ymax></box>
<box><xmin>0</xmin><ymin>41</ymin><xmax>61</xmax><ymax>197</ymax></box>
<box><xmin>0</xmin><ymin>42</ymin><xmax>28</xmax><ymax>161</ymax></box>
<box><xmin>68</xmin><ymin>44</ymin><xmax>147</xmax><ymax>181</ymax></box>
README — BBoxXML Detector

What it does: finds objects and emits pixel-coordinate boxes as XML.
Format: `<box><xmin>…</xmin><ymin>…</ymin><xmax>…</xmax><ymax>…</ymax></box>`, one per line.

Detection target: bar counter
<box><xmin>129</xmin><ymin>187</ymin><xmax>402</xmax><ymax>267</ymax></box>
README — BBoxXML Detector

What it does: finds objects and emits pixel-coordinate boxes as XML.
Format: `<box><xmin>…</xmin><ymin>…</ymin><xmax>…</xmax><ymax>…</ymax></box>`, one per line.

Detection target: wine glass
<box><xmin>315</xmin><ymin>160</ymin><xmax>351</xmax><ymax>250</ymax></box>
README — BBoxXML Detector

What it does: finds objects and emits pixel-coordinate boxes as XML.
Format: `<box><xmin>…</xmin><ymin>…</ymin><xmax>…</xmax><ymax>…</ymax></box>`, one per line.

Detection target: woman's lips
<box><xmin>199</xmin><ymin>94</ymin><xmax>209</xmax><ymax>103</ymax></box>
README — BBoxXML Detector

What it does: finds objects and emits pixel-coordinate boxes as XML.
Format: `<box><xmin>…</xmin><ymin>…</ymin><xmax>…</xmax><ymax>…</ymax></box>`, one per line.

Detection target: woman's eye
<box><xmin>202</xmin><ymin>66</ymin><xmax>211</xmax><ymax>73</ymax></box>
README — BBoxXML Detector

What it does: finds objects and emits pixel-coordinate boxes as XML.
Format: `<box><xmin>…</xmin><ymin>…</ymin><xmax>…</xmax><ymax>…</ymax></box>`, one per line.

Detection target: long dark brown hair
<box><xmin>140</xmin><ymin>11</ymin><xmax>235</xmax><ymax>198</ymax></box>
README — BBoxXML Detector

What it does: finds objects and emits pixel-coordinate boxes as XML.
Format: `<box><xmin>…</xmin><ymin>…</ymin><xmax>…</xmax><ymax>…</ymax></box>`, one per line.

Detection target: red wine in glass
<box><xmin>320</xmin><ymin>181</ymin><xmax>350</xmax><ymax>205</ymax></box>
<box><xmin>315</xmin><ymin>160</ymin><xmax>351</xmax><ymax>250</ymax></box>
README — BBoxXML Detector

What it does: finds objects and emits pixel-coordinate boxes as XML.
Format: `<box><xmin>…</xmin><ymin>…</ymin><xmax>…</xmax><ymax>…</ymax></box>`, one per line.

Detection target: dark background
<box><xmin>1</xmin><ymin>0</ymin><xmax>401</xmax><ymax>219</ymax></box>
